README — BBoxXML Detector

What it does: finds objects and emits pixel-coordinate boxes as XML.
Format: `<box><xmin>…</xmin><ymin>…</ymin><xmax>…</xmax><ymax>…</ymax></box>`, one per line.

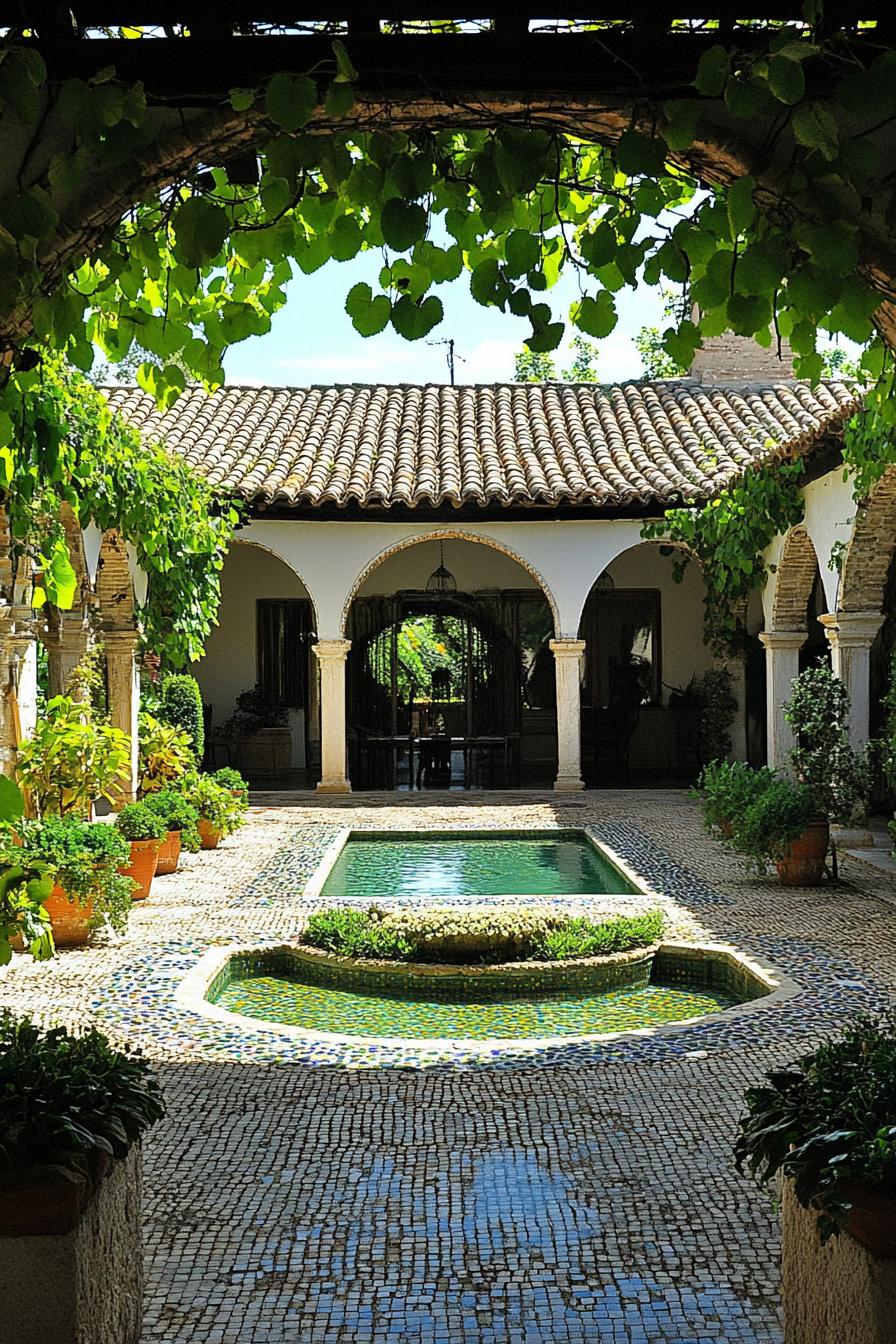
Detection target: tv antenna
<box><xmin>427</xmin><ymin>337</ymin><xmax>464</xmax><ymax>386</ymax></box>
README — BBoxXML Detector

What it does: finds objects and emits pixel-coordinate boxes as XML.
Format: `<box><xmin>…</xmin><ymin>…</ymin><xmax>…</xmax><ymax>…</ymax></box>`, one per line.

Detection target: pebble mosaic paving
<box><xmin>1</xmin><ymin>788</ymin><xmax>894</xmax><ymax>1343</ymax></box>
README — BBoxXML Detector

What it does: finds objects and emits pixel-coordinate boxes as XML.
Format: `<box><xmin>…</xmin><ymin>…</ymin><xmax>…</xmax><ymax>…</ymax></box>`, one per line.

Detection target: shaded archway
<box><xmin>196</xmin><ymin>539</ymin><xmax>318</xmax><ymax>783</ymax></box>
<box><xmin>577</xmin><ymin>540</ymin><xmax>728</xmax><ymax>784</ymax></box>
<box><xmin>345</xmin><ymin>535</ymin><xmax>557</xmax><ymax>789</ymax></box>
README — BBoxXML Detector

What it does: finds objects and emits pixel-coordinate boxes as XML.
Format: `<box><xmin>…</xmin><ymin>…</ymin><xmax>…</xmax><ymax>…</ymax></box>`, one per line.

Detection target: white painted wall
<box><xmin>194</xmin><ymin>541</ymin><xmax>313</xmax><ymax>748</ymax></box>
<box><xmin>357</xmin><ymin>536</ymin><xmax>540</xmax><ymax>595</ymax></box>
<box><xmin>601</xmin><ymin>544</ymin><xmax>716</xmax><ymax>700</ymax></box>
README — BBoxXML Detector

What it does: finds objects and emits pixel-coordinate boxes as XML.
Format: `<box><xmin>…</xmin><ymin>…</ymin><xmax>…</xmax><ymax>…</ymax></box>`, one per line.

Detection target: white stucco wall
<box><xmin>602</xmin><ymin>544</ymin><xmax>715</xmax><ymax>698</ymax></box>
<box><xmin>194</xmin><ymin>541</ymin><xmax>313</xmax><ymax>740</ymax></box>
<box><xmin>357</xmin><ymin>536</ymin><xmax>541</xmax><ymax>595</ymax></box>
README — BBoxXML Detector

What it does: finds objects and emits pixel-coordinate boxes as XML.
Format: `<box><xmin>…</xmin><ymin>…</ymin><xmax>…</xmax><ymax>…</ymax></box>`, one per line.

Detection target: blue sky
<box><xmin>223</xmin><ymin>252</ymin><xmax>667</xmax><ymax>387</ymax></box>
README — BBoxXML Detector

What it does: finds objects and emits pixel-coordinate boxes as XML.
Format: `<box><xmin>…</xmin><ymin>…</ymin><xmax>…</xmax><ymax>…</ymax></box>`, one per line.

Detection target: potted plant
<box><xmin>695</xmin><ymin>666</ymin><xmax>739</xmax><ymax>765</ymax></box>
<box><xmin>137</xmin><ymin>712</ymin><xmax>195</xmax><ymax>795</ymax></box>
<box><xmin>212</xmin><ymin>766</ymin><xmax>250</xmax><ymax>806</ymax></box>
<box><xmin>694</xmin><ymin>759</ymin><xmax>774</xmax><ymax>838</ymax></box>
<box><xmin>3</xmin><ymin>817</ymin><xmax>134</xmax><ymax>946</ymax></box>
<box><xmin>178</xmin><ymin>772</ymin><xmax>245</xmax><ymax>850</ymax></box>
<box><xmin>143</xmin><ymin>788</ymin><xmax>201</xmax><ymax>875</ymax></box>
<box><xmin>784</xmin><ymin>661</ymin><xmax>870</xmax><ymax>837</ymax></box>
<box><xmin>223</xmin><ymin>686</ymin><xmax>290</xmax><ymax>779</ymax></box>
<box><xmin>115</xmin><ymin>802</ymin><xmax>166</xmax><ymax>901</ymax></box>
<box><xmin>0</xmin><ymin>1013</ymin><xmax>164</xmax><ymax>1344</ymax></box>
<box><xmin>731</xmin><ymin>774</ymin><xmax>825</xmax><ymax>885</ymax></box>
<box><xmin>0</xmin><ymin>777</ymin><xmax>54</xmax><ymax>963</ymax></box>
<box><xmin>14</xmin><ymin>695</ymin><xmax>132</xmax><ymax>818</ymax></box>
<box><xmin>735</xmin><ymin>1015</ymin><xmax>896</xmax><ymax>1340</ymax></box>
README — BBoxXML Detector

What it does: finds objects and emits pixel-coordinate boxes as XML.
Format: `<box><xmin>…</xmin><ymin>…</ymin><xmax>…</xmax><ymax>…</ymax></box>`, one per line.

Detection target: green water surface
<box><xmin>321</xmin><ymin>832</ymin><xmax>636</xmax><ymax>899</ymax></box>
<box><xmin>213</xmin><ymin>974</ymin><xmax>735</xmax><ymax>1039</ymax></box>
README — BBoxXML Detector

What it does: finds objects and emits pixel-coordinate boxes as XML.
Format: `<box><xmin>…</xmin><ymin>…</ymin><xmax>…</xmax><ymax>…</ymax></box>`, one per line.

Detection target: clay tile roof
<box><xmin>101</xmin><ymin>378</ymin><xmax>860</xmax><ymax>513</ymax></box>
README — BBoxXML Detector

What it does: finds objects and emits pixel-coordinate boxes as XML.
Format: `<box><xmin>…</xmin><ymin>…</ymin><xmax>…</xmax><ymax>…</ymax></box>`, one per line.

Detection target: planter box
<box><xmin>237</xmin><ymin>729</ymin><xmax>291</xmax><ymax>779</ymax></box>
<box><xmin>0</xmin><ymin>1146</ymin><xmax>143</xmax><ymax>1344</ymax></box>
<box><xmin>781</xmin><ymin>1179</ymin><xmax>896</xmax><ymax>1344</ymax></box>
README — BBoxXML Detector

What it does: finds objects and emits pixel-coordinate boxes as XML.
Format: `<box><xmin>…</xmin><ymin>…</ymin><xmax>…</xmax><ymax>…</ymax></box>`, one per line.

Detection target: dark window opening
<box><xmin>582</xmin><ymin>589</ymin><xmax>661</xmax><ymax>708</ymax></box>
<box><xmin>256</xmin><ymin>599</ymin><xmax>312</xmax><ymax>710</ymax></box>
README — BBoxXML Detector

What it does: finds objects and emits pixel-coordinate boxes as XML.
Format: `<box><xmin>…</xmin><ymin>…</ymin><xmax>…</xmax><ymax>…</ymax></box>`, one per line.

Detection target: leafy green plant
<box><xmin>735</xmin><ymin>1014</ymin><xmax>896</xmax><ymax>1242</ymax></box>
<box><xmin>15</xmin><ymin>696</ymin><xmax>132</xmax><ymax>819</ymax></box>
<box><xmin>302</xmin><ymin>905</ymin><xmax>664</xmax><ymax>964</ymax></box>
<box><xmin>211</xmin><ymin>767</ymin><xmax>250</xmax><ymax>807</ymax></box>
<box><xmin>0</xmin><ymin>1013</ymin><xmax>165</xmax><ymax>1168</ymax></box>
<box><xmin>138</xmin><ymin>713</ymin><xmax>194</xmax><ymax>795</ymax></box>
<box><xmin>177</xmin><ymin>771</ymin><xmax>244</xmax><ymax>838</ymax></box>
<box><xmin>142</xmin><ymin>789</ymin><xmax>201</xmax><ymax>853</ymax></box>
<box><xmin>696</xmin><ymin>667</ymin><xmax>739</xmax><ymax>764</ymax></box>
<box><xmin>533</xmin><ymin>910</ymin><xmax>664</xmax><ymax>961</ymax></box>
<box><xmin>223</xmin><ymin>686</ymin><xmax>288</xmax><ymax>737</ymax></box>
<box><xmin>0</xmin><ymin>776</ymin><xmax>53</xmax><ymax>964</ymax></box>
<box><xmin>159</xmin><ymin>674</ymin><xmax>205</xmax><ymax>761</ymax></box>
<box><xmin>694</xmin><ymin>760</ymin><xmax>775</xmax><ymax>836</ymax></box>
<box><xmin>784</xmin><ymin>661</ymin><xmax>870</xmax><ymax>824</ymax></box>
<box><xmin>730</xmin><ymin>775</ymin><xmax>819</xmax><ymax>876</ymax></box>
<box><xmin>5</xmin><ymin>816</ymin><xmax>134</xmax><ymax>933</ymax></box>
<box><xmin>115</xmin><ymin>802</ymin><xmax>165</xmax><ymax>843</ymax></box>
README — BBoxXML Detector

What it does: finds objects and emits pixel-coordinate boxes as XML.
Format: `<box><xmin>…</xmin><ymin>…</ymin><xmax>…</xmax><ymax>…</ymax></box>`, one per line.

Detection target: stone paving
<box><xmin>2</xmin><ymin>789</ymin><xmax>896</xmax><ymax>1343</ymax></box>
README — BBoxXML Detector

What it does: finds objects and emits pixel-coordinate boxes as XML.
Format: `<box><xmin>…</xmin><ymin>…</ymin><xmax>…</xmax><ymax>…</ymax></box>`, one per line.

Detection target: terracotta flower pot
<box><xmin>197</xmin><ymin>817</ymin><xmax>222</xmax><ymax>850</ymax></box>
<box><xmin>842</xmin><ymin>1184</ymin><xmax>896</xmax><ymax>1258</ymax></box>
<box><xmin>155</xmin><ymin>829</ymin><xmax>182</xmax><ymax>876</ymax></box>
<box><xmin>42</xmin><ymin>883</ymin><xmax>93</xmax><ymax>947</ymax></box>
<box><xmin>119</xmin><ymin>837</ymin><xmax>162</xmax><ymax>901</ymax></box>
<box><xmin>776</xmin><ymin>818</ymin><xmax>830</xmax><ymax>886</ymax></box>
<box><xmin>719</xmin><ymin>819</ymin><xmax>734</xmax><ymax>839</ymax></box>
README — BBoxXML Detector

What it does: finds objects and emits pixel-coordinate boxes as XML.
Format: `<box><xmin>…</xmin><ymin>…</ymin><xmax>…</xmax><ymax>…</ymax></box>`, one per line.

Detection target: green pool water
<box><xmin>320</xmin><ymin>832</ymin><xmax>636</xmax><ymax>899</ymax></box>
<box><xmin>212</xmin><ymin>974</ymin><xmax>737</xmax><ymax>1039</ymax></box>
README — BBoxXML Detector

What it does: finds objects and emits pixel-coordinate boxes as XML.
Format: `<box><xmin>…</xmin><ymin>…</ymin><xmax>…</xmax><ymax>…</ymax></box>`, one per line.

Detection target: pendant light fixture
<box><xmin>425</xmin><ymin>540</ymin><xmax>457</xmax><ymax>595</ymax></box>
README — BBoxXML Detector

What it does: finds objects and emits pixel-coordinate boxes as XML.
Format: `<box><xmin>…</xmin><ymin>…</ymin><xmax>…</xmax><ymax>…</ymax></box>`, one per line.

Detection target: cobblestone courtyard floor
<box><xmin>2</xmin><ymin>789</ymin><xmax>895</xmax><ymax>1344</ymax></box>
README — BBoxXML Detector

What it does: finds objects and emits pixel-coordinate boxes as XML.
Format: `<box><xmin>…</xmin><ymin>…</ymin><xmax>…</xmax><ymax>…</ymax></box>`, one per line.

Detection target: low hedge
<box><xmin>302</xmin><ymin>905</ymin><xmax>664</xmax><ymax>965</ymax></box>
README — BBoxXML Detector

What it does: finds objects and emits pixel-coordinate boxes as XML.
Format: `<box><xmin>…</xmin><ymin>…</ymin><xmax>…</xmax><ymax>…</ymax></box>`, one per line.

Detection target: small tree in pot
<box><xmin>142</xmin><ymin>788</ymin><xmax>201</xmax><ymax>875</ymax></box>
<box><xmin>784</xmin><ymin>661</ymin><xmax>870</xmax><ymax>828</ymax></box>
<box><xmin>0</xmin><ymin>1013</ymin><xmax>165</xmax><ymax>1344</ymax></box>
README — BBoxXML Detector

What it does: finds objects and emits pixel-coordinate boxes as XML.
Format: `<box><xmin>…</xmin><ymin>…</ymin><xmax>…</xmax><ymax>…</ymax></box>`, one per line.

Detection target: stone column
<box><xmin>549</xmin><ymin>638</ymin><xmax>586</xmax><ymax>792</ymax></box>
<box><xmin>727</xmin><ymin>656</ymin><xmax>748</xmax><ymax>761</ymax></box>
<box><xmin>105</xmin><ymin>631</ymin><xmax>140</xmax><ymax>802</ymax></box>
<box><xmin>758</xmin><ymin>631</ymin><xmax>805</xmax><ymax>770</ymax></box>
<box><xmin>819</xmin><ymin>611</ymin><xmax>885</xmax><ymax>751</ymax></box>
<box><xmin>44</xmin><ymin>613</ymin><xmax>90</xmax><ymax>700</ymax></box>
<box><xmin>313</xmin><ymin>639</ymin><xmax>351</xmax><ymax>793</ymax></box>
<box><xmin>0</xmin><ymin>605</ymin><xmax>38</xmax><ymax>778</ymax></box>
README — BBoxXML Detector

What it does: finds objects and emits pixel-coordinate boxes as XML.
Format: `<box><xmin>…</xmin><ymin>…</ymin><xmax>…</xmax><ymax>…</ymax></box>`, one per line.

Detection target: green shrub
<box><xmin>534</xmin><ymin>910</ymin><xmax>664</xmax><ymax>961</ymax></box>
<box><xmin>784</xmin><ymin>661</ymin><xmax>870</xmax><ymax>824</ymax></box>
<box><xmin>696</xmin><ymin>667</ymin><xmax>738</xmax><ymax>764</ymax></box>
<box><xmin>212</xmin><ymin>767</ymin><xmax>250</xmax><ymax>807</ymax></box>
<box><xmin>177</xmin><ymin>771</ymin><xmax>244</xmax><ymax>837</ymax></box>
<box><xmin>116</xmin><ymin>802</ymin><xmax>166</xmax><ymax>843</ymax></box>
<box><xmin>302</xmin><ymin>904</ymin><xmax>664</xmax><ymax>964</ymax></box>
<box><xmin>138</xmin><ymin>712</ymin><xmax>195</xmax><ymax>794</ymax></box>
<box><xmin>0</xmin><ymin>1012</ymin><xmax>165</xmax><ymax>1169</ymax></box>
<box><xmin>694</xmin><ymin>760</ymin><xmax>775</xmax><ymax>836</ymax></box>
<box><xmin>735</xmin><ymin>1013</ymin><xmax>896</xmax><ymax>1241</ymax></box>
<box><xmin>160</xmin><ymin>675</ymin><xmax>205</xmax><ymax>761</ymax></box>
<box><xmin>7</xmin><ymin>817</ymin><xmax>134</xmax><ymax>932</ymax></box>
<box><xmin>730</xmin><ymin>775</ymin><xmax>819</xmax><ymax>876</ymax></box>
<box><xmin>15</xmin><ymin>695</ymin><xmax>132</xmax><ymax>818</ymax></box>
<box><xmin>143</xmin><ymin>788</ymin><xmax>201</xmax><ymax>852</ymax></box>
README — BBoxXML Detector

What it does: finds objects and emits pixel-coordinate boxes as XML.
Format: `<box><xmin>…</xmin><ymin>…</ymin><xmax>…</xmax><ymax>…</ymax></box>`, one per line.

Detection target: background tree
<box><xmin>513</xmin><ymin>336</ymin><xmax>599</xmax><ymax>383</ymax></box>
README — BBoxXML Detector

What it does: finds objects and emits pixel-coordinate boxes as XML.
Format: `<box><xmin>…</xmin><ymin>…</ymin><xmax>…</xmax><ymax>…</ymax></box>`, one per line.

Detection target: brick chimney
<box><xmin>689</xmin><ymin>332</ymin><xmax>794</xmax><ymax>383</ymax></box>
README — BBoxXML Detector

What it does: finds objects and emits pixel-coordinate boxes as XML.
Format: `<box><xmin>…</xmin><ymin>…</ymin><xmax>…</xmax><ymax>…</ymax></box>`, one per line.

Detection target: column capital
<box><xmin>549</xmin><ymin>638</ymin><xmax>587</xmax><ymax>658</ymax></box>
<box><xmin>758</xmin><ymin>630</ymin><xmax>806</xmax><ymax>651</ymax></box>
<box><xmin>313</xmin><ymin>637</ymin><xmax>352</xmax><ymax>662</ymax></box>
<box><xmin>819</xmin><ymin>610</ymin><xmax>885</xmax><ymax>648</ymax></box>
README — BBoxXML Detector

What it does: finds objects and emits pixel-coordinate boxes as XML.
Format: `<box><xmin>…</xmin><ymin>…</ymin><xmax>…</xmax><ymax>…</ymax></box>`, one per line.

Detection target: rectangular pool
<box><xmin>319</xmin><ymin>831</ymin><xmax>639</xmax><ymax>900</ymax></box>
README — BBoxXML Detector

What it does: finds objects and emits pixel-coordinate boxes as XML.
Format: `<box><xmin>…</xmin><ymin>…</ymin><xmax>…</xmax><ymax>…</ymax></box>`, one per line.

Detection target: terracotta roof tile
<box><xmin>102</xmin><ymin>378</ymin><xmax>860</xmax><ymax>512</ymax></box>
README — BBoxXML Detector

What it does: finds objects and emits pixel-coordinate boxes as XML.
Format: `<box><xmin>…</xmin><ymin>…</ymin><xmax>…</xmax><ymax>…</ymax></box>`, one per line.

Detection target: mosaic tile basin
<box><xmin>305</xmin><ymin>828</ymin><xmax>642</xmax><ymax>901</ymax></box>
<box><xmin>179</xmin><ymin>940</ymin><xmax>787</xmax><ymax>1060</ymax></box>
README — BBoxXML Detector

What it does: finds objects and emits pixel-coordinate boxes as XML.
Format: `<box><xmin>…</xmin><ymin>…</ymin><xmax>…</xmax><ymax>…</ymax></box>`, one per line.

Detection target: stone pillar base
<box><xmin>553</xmin><ymin>775</ymin><xmax>586</xmax><ymax>793</ymax></box>
<box><xmin>0</xmin><ymin>1147</ymin><xmax>142</xmax><ymax>1344</ymax></box>
<box><xmin>316</xmin><ymin>778</ymin><xmax>352</xmax><ymax>794</ymax></box>
<box><xmin>782</xmin><ymin>1180</ymin><xmax>896</xmax><ymax>1344</ymax></box>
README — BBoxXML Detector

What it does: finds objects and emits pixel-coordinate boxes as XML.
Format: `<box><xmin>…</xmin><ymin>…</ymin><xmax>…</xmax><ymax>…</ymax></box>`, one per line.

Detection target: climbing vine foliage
<box><xmin>0</xmin><ymin>16</ymin><xmax>895</xmax><ymax>631</ymax></box>
<box><xmin>6</xmin><ymin>357</ymin><xmax>238</xmax><ymax>665</ymax></box>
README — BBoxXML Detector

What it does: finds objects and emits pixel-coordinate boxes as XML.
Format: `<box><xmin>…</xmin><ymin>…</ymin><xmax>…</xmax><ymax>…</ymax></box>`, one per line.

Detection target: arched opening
<box><xmin>346</xmin><ymin>537</ymin><xmax>556</xmax><ymax>789</ymax></box>
<box><xmin>577</xmin><ymin>542</ymin><xmax>733</xmax><ymax>784</ymax></box>
<box><xmin>196</xmin><ymin>541</ymin><xmax>318</xmax><ymax>786</ymax></box>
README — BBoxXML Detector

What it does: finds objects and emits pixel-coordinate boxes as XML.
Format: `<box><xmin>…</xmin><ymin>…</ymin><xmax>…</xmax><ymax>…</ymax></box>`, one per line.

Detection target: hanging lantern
<box><xmin>426</xmin><ymin>540</ymin><xmax>456</xmax><ymax>595</ymax></box>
